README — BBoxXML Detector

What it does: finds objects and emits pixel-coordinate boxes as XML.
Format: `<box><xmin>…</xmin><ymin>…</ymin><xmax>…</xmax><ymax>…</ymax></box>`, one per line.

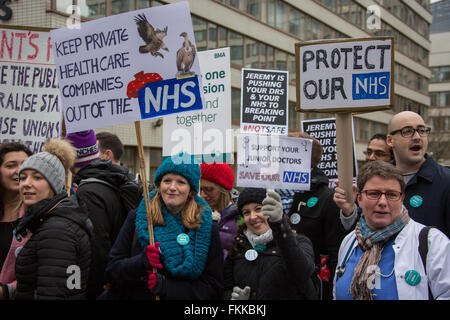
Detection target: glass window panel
<box><xmin>218</xmin><ymin>27</ymin><xmax>228</xmax><ymax>49</ymax></box>
<box><xmin>289</xmin><ymin>9</ymin><xmax>299</xmax><ymax>35</ymax></box>
<box><xmin>193</xmin><ymin>17</ymin><xmax>207</xmax><ymax>51</ymax></box>
<box><xmin>267</xmin><ymin>46</ymin><xmax>274</xmax><ymax>70</ymax></box>
<box><xmin>246</xmin><ymin>39</ymin><xmax>259</xmax><ymax>68</ymax></box>
<box><xmin>289</xmin><ymin>102</ymin><xmax>299</xmax><ymax>132</ymax></box>
<box><xmin>230</xmin><ymin>31</ymin><xmax>243</xmax><ymax>67</ymax></box>
<box><xmin>275</xmin><ymin>50</ymin><xmax>287</xmax><ymax>71</ymax></box>
<box><xmin>208</xmin><ymin>23</ymin><xmax>218</xmax><ymax>50</ymax></box>
<box><xmin>276</xmin><ymin>1</ymin><xmax>287</xmax><ymax>31</ymax></box>
<box><xmin>288</xmin><ymin>54</ymin><xmax>296</xmax><ymax>84</ymax></box>
<box><xmin>268</xmin><ymin>0</ymin><xmax>275</xmax><ymax>27</ymax></box>
<box><xmin>151</xmin><ymin>0</ymin><xmax>164</xmax><ymax>6</ymax></box>
<box><xmin>442</xmin><ymin>67</ymin><xmax>450</xmax><ymax>82</ymax></box>
<box><xmin>260</xmin><ymin>43</ymin><xmax>267</xmax><ymax>69</ymax></box>
<box><xmin>78</xmin><ymin>0</ymin><xmax>106</xmax><ymax>18</ymax></box>
<box><xmin>139</xmin><ymin>0</ymin><xmax>149</xmax><ymax>9</ymax></box>
<box><xmin>231</xmin><ymin>88</ymin><xmax>241</xmax><ymax>122</ymax></box>
<box><xmin>246</xmin><ymin>0</ymin><xmax>261</xmax><ymax>18</ymax></box>
<box><xmin>111</xmin><ymin>0</ymin><xmax>135</xmax><ymax>15</ymax></box>
<box><xmin>230</xmin><ymin>0</ymin><xmax>244</xmax><ymax>10</ymax></box>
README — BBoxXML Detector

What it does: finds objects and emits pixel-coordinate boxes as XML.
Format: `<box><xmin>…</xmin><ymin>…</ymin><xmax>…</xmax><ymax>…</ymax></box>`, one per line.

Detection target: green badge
<box><xmin>307</xmin><ymin>197</ymin><xmax>318</xmax><ymax>208</ymax></box>
<box><xmin>409</xmin><ymin>195</ymin><xmax>423</xmax><ymax>208</ymax></box>
<box><xmin>177</xmin><ymin>233</ymin><xmax>190</xmax><ymax>246</ymax></box>
<box><xmin>254</xmin><ymin>243</ymin><xmax>267</xmax><ymax>253</ymax></box>
<box><xmin>237</xmin><ymin>216</ymin><xmax>244</xmax><ymax>227</ymax></box>
<box><xmin>405</xmin><ymin>270</ymin><xmax>421</xmax><ymax>286</ymax></box>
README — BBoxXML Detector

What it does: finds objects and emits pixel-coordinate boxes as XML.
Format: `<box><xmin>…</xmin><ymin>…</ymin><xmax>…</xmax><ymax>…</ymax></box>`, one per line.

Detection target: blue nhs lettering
<box><xmin>283</xmin><ymin>171</ymin><xmax>310</xmax><ymax>184</ymax></box>
<box><xmin>138</xmin><ymin>76</ymin><xmax>202</xmax><ymax>119</ymax></box>
<box><xmin>352</xmin><ymin>72</ymin><xmax>390</xmax><ymax>100</ymax></box>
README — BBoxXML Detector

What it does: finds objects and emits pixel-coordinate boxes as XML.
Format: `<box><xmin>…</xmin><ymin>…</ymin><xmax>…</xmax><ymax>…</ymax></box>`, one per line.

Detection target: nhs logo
<box><xmin>138</xmin><ymin>76</ymin><xmax>203</xmax><ymax>119</ymax></box>
<box><xmin>352</xmin><ymin>72</ymin><xmax>390</xmax><ymax>100</ymax></box>
<box><xmin>283</xmin><ymin>171</ymin><xmax>310</xmax><ymax>184</ymax></box>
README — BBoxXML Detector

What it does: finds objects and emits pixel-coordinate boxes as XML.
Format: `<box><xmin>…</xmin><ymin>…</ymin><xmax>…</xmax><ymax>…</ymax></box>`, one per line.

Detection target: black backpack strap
<box><xmin>418</xmin><ymin>226</ymin><xmax>434</xmax><ymax>300</ymax></box>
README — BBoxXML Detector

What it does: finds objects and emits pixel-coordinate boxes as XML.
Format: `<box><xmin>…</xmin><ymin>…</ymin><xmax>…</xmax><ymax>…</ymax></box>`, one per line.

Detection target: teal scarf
<box><xmin>135</xmin><ymin>191</ymin><xmax>212</xmax><ymax>280</ymax></box>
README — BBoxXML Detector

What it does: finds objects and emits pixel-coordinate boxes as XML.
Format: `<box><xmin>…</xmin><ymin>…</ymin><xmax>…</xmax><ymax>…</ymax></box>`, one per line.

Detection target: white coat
<box><xmin>333</xmin><ymin>219</ymin><xmax>450</xmax><ymax>300</ymax></box>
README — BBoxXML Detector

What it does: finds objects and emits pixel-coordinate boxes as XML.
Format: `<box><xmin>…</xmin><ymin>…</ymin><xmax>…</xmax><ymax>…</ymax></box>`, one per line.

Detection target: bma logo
<box><xmin>352</xmin><ymin>72</ymin><xmax>390</xmax><ymax>100</ymax></box>
<box><xmin>283</xmin><ymin>171</ymin><xmax>309</xmax><ymax>184</ymax></box>
<box><xmin>214</xmin><ymin>52</ymin><xmax>226</xmax><ymax>59</ymax></box>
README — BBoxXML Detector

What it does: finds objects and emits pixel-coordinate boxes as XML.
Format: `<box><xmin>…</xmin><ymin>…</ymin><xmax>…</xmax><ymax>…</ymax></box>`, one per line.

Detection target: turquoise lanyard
<box><xmin>336</xmin><ymin>237</ymin><xmax>357</xmax><ymax>278</ymax></box>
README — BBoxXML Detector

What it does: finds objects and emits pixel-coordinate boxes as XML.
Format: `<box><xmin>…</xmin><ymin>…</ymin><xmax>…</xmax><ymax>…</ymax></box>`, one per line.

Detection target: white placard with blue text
<box><xmin>296</xmin><ymin>37</ymin><xmax>394</xmax><ymax>112</ymax></box>
<box><xmin>162</xmin><ymin>47</ymin><xmax>232</xmax><ymax>163</ymax></box>
<box><xmin>50</xmin><ymin>1</ymin><xmax>204</xmax><ymax>133</ymax></box>
<box><xmin>236</xmin><ymin>134</ymin><xmax>312</xmax><ymax>190</ymax></box>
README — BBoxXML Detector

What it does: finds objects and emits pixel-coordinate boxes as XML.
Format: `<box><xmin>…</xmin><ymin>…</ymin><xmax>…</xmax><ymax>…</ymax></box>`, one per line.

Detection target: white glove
<box><xmin>231</xmin><ymin>286</ymin><xmax>251</xmax><ymax>300</ymax></box>
<box><xmin>262</xmin><ymin>190</ymin><xmax>283</xmax><ymax>222</ymax></box>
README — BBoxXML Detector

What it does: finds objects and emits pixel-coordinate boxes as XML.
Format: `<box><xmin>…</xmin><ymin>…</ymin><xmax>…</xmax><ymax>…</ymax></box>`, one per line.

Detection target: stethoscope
<box><xmin>335</xmin><ymin>238</ymin><xmax>357</xmax><ymax>279</ymax></box>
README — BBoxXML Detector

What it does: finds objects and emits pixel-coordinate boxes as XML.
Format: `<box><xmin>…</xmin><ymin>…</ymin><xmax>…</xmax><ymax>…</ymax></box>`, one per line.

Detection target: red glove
<box><xmin>147</xmin><ymin>271</ymin><xmax>157</xmax><ymax>291</ymax></box>
<box><xmin>146</xmin><ymin>242</ymin><xmax>162</xmax><ymax>270</ymax></box>
<box><xmin>318</xmin><ymin>266</ymin><xmax>331</xmax><ymax>282</ymax></box>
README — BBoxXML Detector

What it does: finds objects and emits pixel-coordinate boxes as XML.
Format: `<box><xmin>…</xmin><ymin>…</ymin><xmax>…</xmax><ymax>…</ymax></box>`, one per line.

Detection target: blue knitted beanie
<box><xmin>154</xmin><ymin>153</ymin><xmax>201</xmax><ymax>193</ymax></box>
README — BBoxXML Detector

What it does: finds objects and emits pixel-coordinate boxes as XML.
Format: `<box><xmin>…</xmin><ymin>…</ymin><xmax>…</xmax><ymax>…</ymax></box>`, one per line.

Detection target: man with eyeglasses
<box><xmin>363</xmin><ymin>134</ymin><xmax>393</xmax><ymax>163</ymax></box>
<box><xmin>335</xmin><ymin>111</ymin><xmax>450</xmax><ymax>238</ymax></box>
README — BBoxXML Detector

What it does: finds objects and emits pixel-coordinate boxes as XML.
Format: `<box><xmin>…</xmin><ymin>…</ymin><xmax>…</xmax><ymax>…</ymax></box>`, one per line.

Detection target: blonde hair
<box><xmin>215</xmin><ymin>184</ymin><xmax>232</xmax><ymax>212</ymax></box>
<box><xmin>150</xmin><ymin>191</ymin><xmax>204</xmax><ymax>229</ymax></box>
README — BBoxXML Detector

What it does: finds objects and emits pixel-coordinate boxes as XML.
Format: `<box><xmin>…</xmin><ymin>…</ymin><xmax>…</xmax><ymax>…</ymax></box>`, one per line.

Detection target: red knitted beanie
<box><xmin>200</xmin><ymin>163</ymin><xmax>235</xmax><ymax>190</ymax></box>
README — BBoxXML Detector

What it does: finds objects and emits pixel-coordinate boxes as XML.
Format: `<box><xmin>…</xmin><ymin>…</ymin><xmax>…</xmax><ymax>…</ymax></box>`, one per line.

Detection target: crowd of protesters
<box><xmin>0</xmin><ymin>111</ymin><xmax>449</xmax><ymax>300</ymax></box>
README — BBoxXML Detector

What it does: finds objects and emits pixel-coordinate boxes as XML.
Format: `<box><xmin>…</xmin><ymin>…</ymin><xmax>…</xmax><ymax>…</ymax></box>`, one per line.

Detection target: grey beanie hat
<box><xmin>19</xmin><ymin>152</ymin><xmax>65</xmax><ymax>193</ymax></box>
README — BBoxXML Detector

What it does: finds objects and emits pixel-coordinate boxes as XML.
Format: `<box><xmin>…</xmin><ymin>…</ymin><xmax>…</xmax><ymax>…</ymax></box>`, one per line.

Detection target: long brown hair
<box><xmin>150</xmin><ymin>191</ymin><xmax>204</xmax><ymax>229</ymax></box>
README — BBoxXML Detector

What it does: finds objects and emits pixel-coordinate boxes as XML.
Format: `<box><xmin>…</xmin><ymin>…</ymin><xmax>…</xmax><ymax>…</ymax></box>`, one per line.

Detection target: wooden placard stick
<box><xmin>335</xmin><ymin>112</ymin><xmax>355</xmax><ymax>204</ymax></box>
<box><xmin>134</xmin><ymin>121</ymin><xmax>159</xmax><ymax>300</ymax></box>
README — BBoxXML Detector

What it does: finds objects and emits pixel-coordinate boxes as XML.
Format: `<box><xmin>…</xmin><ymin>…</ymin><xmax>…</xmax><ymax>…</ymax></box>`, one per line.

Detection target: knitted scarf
<box><xmin>135</xmin><ymin>191</ymin><xmax>212</xmax><ymax>280</ymax></box>
<box><xmin>244</xmin><ymin>228</ymin><xmax>273</xmax><ymax>248</ymax></box>
<box><xmin>350</xmin><ymin>206</ymin><xmax>410</xmax><ymax>300</ymax></box>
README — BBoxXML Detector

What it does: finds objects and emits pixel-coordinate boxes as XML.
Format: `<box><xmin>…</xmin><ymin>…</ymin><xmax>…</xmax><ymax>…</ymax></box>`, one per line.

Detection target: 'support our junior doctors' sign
<box><xmin>295</xmin><ymin>37</ymin><xmax>394</xmax><ymax>113</ymax></box>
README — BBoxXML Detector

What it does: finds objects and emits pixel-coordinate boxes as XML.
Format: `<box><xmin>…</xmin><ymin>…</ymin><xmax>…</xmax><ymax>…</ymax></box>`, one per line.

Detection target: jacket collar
<box><xmin>407</xmin><ymin>154</ymin><xmax>435</xmax><ymax>185</ymax></box>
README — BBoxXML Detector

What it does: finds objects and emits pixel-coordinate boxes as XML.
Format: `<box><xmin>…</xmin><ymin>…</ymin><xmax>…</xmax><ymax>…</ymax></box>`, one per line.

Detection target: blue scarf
<box><xmin>135</xmin><ymin>191</ymin><xmax>212</xmax><ymax>280</ymax></box>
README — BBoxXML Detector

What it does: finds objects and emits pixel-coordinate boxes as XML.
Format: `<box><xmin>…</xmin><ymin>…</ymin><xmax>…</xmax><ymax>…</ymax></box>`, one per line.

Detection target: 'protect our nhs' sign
<box><xmin>295</xmin><ymin>37</ymin><xmax>394</xmax><ymax>113</ymax></box>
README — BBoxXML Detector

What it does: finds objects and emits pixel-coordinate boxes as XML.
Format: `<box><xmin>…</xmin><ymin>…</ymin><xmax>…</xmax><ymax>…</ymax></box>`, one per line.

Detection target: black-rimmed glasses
<box><xmin>389</xmin><ymin>126</ymin><xmax>431</xmax><ymax>138</ymax></box>
<box><xmin>362</xmin><ymin>190</ymin><xmax>402</xmax><ymax>201</ymax></box>
<box><xmin>363</xmin><ymin>150</ymin><xmax>387</xmax><ymax>158</ymax></box>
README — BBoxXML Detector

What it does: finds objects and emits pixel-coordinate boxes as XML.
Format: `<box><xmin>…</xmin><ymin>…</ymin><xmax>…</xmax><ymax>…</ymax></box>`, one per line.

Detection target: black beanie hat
<box><xmin>237</xmin><ymin>188</ymin><xmax>267</xmax><ymax>214</ymax></box>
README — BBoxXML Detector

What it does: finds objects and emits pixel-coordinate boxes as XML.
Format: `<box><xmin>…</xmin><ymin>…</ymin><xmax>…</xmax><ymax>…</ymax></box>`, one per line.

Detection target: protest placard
<box><xmin>163</xmin><ymin>47</ymin><xmax>232</xmax><ymax>163</ymax></box>
<box><xmin>301</xmin><ymin>117</ymin><xmax>357</xmax><ymax>188</ymax></box>
<box><xmin>241</xmin><ymin>68</ymin><xmax>288</xmax><ymax>135</ymax></box>
<box><xmin>295</xmin><ymin>37</ymin><xmax>394</xmax><ymax>113</ymax></box>
<box><xmin>50</xmin><ymin>1</ymin><xmax>204</xmax><ymax>134</ymax></box>
<box><xmin>236</xmin><ymin>134</ymin><xmax>312</xmax><ymax>190</ymax></box>
<box><xmin>0</xmin><ymin>25</ymin><xmax>61</xmax><ymax>153</ymax></box>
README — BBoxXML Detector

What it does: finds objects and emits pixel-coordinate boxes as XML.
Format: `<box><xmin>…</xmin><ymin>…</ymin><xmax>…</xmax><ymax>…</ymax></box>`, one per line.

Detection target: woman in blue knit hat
<box><xmin>101</xmin><ymin>153</ymin><xmax>223</xmax><ymax>300</ymax></box>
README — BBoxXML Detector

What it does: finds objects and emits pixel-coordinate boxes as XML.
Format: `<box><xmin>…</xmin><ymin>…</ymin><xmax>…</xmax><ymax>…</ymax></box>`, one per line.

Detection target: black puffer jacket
<box><xmin>288</xmin><ymin>167</ymin><xmax>346</xmax><ymax>300</ymax></box>
<box><xmin>223</xmin><ymin>216</ymin><xmax>317</xmax><ymax>300</ymax></box>
<box><xmin>73</xmin><ymin>159</ymin><xmax>139</xmax><ymax>300</ymax></box>
<box><xmin>14</xmin><ymin>192</ymin><xmax>92</xmax><ymax>300</ymax></box>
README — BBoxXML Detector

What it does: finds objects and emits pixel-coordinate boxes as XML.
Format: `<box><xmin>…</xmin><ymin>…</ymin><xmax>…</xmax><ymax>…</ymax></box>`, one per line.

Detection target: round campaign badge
<box><xmin>290</xmin><ymin>213</ymin><xmax>301</xmax><ymax>225</ymax></box>
<box><xmin>409</xmin><ymin>195</ymin><xmax>423</xmax><ymax>208</ymax></box>
<box><xmin>177</xmin><ymin>233</ymin><xmax>190</xmax><ymax>246</ymax></box>
<box><xmin>245</xmin><ymin>249</ymin><xmax>258</xmax><ymax>261</ymax></box>
<box><xmin>404</xmin><ymin>270</ymin><xmax>421</xmax><ymax>286</ymax></box>
<box><xmin>307</xmin><ymin>197</ymin><xmax>319</xmax><ymax>208</ymax></box>
<box><xmin>254</xmin><ymin>243</ymin><xmax>267</xmax><ymax>253</ymax></box>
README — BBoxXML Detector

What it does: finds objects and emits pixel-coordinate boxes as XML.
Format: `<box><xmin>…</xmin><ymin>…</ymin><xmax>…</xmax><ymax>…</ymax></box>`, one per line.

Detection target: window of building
<box><xmin>231</xmin><ymin>88</ymin><xmax>241</xmax><ymax>123</ymax></box>
<box><xmin>246</xmin><ymin>0</ymin><xmax>261</xmax><ymax>18</ymax></box>
<box><xmin>121</xmin><ymin>145</ymin><xmax>137</xmax><ymax>177</ymax></box>
<box><xmin>149</xmin><ymin>148</ymin><xmax>162</xmax><ymax>185</ymax></box>
<box><xmin>288</xmin><ymin>102</ymin><xmax>299</xmax><ymax>132</ymax></box>
<box><xmin>229</xmin><ymin>31</ymin><xmax>244</xmax><ymax>67</ymax></box>
<box><xmin>208</xmin><ymin>23</ymin><xmax>218</xmax><ymax>50</ymax></box>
